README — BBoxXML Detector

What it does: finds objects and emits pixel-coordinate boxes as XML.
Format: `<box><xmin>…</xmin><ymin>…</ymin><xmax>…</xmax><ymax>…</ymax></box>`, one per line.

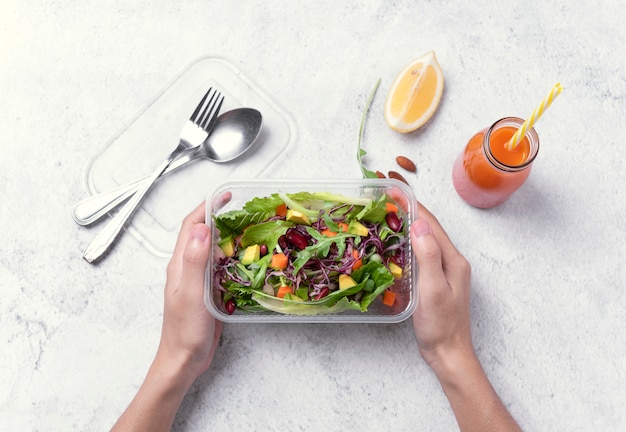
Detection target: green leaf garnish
<box><xmin>357</xmin><ymin>78</ymin><xmax>381</xmax><ymax>179</ymax></box>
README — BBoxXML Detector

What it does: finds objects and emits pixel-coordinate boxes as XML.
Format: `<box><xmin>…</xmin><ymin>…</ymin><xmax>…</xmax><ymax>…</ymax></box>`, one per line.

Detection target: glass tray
<box><xmin>84</xmin><ymin>56</ymin><xmax>296</xmax><ymax>257</ymax></box>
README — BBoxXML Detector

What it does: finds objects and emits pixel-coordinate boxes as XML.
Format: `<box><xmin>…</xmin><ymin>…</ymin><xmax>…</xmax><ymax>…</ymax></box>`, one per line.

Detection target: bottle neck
<box><xmin>482</xmin><ymin>117</ymin><xmax>540</xmax><ymax>172</ymax></box>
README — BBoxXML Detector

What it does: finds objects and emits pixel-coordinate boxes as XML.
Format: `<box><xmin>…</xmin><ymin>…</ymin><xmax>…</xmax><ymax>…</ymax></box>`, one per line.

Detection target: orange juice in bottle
<box><xmin>452</xmin><ymin>117</ymin><xmax>539</xmax><ymax>208</ymax></box>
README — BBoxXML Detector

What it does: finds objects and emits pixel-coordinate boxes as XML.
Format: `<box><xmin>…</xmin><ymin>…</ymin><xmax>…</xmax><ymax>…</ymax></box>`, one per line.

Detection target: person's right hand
<box><xmin>410</xmin><ymin>203</ymin><xmax>522</xmax><ymax>431</ymax></box>
<box><xmin>410</xmin><ymin>203</ymin><xmax>473</xmax><ymax>370</ymax></box>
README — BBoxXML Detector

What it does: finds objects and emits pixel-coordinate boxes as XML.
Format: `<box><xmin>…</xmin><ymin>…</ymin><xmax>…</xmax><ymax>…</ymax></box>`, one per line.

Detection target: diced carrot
<box><xmin>275</xmin><ymin>203</ymin><xmax>287</xmax><ymax>217</ymax></box>
<box><xmin>270</xmin><ymin>253</ymin><xmax>289</xmax><ymax>270</ymax></box>
<box><xmin>337</xmin><ymin>222</ymin><xmax>349</xmax><ymax>232</ymax></box>
<box><xmin>385</xmin><ymin>202</ymin><xmax>399</xmax><ymax>213</ymax></box>
<box><xmin>351</xmin><ymin>249</ymin><xmax>362</xmax><ymax>270</ymax></box>
<box><xmin>321</xmin><ymin>229</ymin><xmax>338</xmax><ymax>237</ymax></box>
<box><xmin>276</xmin><ymin>285</ymin><xmax>293</xmax><ymax>298</ymax></box>
<box><xmin>382</xmin><ymin>290</ymin><xmax>396</xmax><ymax>306</ymax></box>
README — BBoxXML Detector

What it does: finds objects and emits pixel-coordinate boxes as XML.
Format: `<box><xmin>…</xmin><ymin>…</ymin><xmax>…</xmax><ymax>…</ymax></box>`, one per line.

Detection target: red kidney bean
<box><xmin>225</xmin><ymin>299</ymin><xmax>236</xmax><ymax>315</ymax></box>
<box><xmin>315</xmin><ymin>287</ymin><xmax>330</xmax><ymax>300</ymax></box>
<box><xmin>385</xmin><ymin>212</ymin><xmax>402</xmax><ymax>232</ymax></box>
<box><xmin>299</xmin><ymin>228</ymin><xmax>312</xmax><ymax>241</ymax></box>
<box><xmin>286</xmin><ymin>230</ymin><xmax>308</xmax><ymax>250</ymax></box>
<box><xmin>259</xmin><ymin>244</ymin><xmax>268</xmax><ymax>256</ymax></box>
<box><xmin>278</xmin><ymin>235</ymin><xmax>288</xmax><ymax>250</ymax></box>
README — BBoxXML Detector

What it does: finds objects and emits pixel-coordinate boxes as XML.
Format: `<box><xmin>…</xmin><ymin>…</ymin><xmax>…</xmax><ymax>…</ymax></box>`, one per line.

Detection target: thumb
<box><xmin>411</xmin><ymin>219</ymin><xmax>448</xmax><ymax>299</ymax></box>
<box><xmin>411</xmin><ymin>218</ymin><xmax>439</xmax><ymax>265</ymax></box>
<box><xmin>181</xmin><ymin>223</ymin><xmax>211</xmax><ymax>287</ymax></box>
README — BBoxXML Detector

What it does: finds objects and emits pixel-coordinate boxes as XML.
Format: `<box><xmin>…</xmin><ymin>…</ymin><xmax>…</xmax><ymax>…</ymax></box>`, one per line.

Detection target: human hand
<box><xmin>112</xmin><ymin>202</ymin><xmax>224</xmax><ymax>431</ymax></box>
<box><xmin>410</xmin><ymin>203</ymin><xmax>473</xmax><ymax>371</ymax></box>
<box><xmin>410</xmin><ymin>203</ymin><xmax>522</xmax><ymax>431</ymax></box>
<box><xmin>156</xmin><ymin>201</ymin><xmax>223</xmax><ymax>383</ymax></box>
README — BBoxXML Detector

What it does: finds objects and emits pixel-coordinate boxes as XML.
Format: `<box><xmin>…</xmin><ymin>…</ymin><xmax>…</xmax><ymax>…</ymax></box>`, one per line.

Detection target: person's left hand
<box><xmin>157</xmin><ymin>201</ymin><xmax>223</xmax><ymax>381</ymax></box>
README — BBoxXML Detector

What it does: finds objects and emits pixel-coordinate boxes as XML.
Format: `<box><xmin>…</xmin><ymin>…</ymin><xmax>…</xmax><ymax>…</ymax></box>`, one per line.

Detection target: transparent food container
<box><xmin>205</xmin><ymin>179</ymin><xmax>418</xmax><ymax>323</ymax></box>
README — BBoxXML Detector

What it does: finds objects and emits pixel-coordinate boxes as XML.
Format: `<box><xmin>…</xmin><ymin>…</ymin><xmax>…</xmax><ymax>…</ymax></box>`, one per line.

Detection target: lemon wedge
<box><xmin>384</xmin><ymin>51</ymin><xmax>444</xmax><ymax>133</ymax></box>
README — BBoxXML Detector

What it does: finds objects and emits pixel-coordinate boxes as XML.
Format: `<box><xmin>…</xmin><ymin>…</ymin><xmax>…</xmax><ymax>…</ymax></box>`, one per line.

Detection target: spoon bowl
<box><xmin>72</xmin><ymin>108</ymin><xmax>263</xmax><ymax>226</ymax></box>
<box><xmin>201</xmin><ymin>108</ymin><xmax>262</xmax><ymax>162</ymax></box>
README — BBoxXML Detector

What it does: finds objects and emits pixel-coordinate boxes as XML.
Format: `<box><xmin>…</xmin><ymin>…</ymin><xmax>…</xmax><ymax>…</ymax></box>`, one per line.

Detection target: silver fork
<box><xmin>82</xmin><ymin>88</ymin><xmax>224</xmax><ymax>263</ymax></box>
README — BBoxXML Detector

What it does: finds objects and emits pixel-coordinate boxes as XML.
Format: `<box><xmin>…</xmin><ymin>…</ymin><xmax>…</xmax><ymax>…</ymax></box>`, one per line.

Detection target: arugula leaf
<box><xmin>357</xmin><ymin>78</ymin><xmax>381</xmax><ymax>179</ymax></box>
<box><xmin>291</xmin><ymin>228</ymin><xmax>354</xmax><ymax>274</ymax></box>
<box><xmin>322</xmin><ymin>212</ymin><xmax>340</xmax><ymax>232</ymax></box>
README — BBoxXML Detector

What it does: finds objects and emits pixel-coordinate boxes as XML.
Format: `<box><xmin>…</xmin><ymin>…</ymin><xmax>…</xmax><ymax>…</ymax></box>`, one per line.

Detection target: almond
<box><xmin>388</xmin><ymin>171</ymin><xmax>409</xmax><ymax>185</ymax></box>
<box><xmin>375</xmin><ymin>170</ymin><xmax>386</xmax><ymax>178</ymax></box>
<box><xmin>395</xmin><ymin>155</ymin><xmax>417</xmax><ymax>172</ymax></box>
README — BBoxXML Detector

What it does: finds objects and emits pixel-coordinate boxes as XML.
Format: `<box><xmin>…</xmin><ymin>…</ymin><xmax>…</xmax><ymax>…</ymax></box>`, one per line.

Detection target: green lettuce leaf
<box><xmin>240</xmin><ymin>220</ymin><xmax>293</xmax><ymax>251</ymax></box>
<box><xmin>280</xmin><ymin>192</ymin><xmax>374</xmax><ymax>220</ymax></box>
<box><xmin>351</xmin><ymin>261</ymin><xmax>395</xmax><ymax>311</ymax></box>
<box><xmin>251</xmin><ymin>293</ymin><xmax>362</xmax><ymax>315</ymax></box>
<box><xmin>278</xmin><ymin>193</ymin><xmax>320</xmax><ymax>219</ymax></box>
<box><xmin>355</xmin><ymin>194</ymin><xmax>388</xmax><ymax>223</ymax></box>
<box><xmin>214</xmin><ymin>194</ymin><xmax>283</xmax><ymax>239</ymax></box>
<box><xmin>309</xmin><ymin>192</ymin><xmax>372</xmax><ymax>207</ymax></box>
<box><xmin>244</xmin><ymin>194</ymin><xmax>284</xmax><ymax>213</ymax></box>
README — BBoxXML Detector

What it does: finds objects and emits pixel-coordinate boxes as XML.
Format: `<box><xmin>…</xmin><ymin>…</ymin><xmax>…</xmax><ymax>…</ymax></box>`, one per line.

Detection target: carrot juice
<box><xmin>452</xmin><ymin>117</ymin><xmax>539</xmax><ymax>208</ymax></box>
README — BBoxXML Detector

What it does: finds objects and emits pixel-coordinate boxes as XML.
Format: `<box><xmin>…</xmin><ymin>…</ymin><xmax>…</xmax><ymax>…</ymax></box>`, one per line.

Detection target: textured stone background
<box><xmin>1</xmin><ymin>0</ymin><xmax>624</xmax><ymax>430</ymax></box>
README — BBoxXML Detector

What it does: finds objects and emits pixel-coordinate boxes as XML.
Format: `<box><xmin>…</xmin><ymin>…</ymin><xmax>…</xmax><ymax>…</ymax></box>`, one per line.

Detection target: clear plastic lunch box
<box><xmin>204</xmin><ymin>178</ymin><xmax>418</xmax><ymax>323</ymax></box>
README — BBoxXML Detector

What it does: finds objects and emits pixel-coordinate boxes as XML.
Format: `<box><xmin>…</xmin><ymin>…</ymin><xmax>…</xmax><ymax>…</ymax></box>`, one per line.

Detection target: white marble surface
<box><xmin>1</xmin><ymin>0</ymin><xmax>625</xmax><ymax>430</ymax></box>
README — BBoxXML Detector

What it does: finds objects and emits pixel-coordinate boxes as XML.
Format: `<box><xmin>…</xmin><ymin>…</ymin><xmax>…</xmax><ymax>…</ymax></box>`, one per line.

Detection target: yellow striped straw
<box><xmin>506</xmin><ymin>82</ymin><xmax>564</xmax><ymax>150</ymax></box>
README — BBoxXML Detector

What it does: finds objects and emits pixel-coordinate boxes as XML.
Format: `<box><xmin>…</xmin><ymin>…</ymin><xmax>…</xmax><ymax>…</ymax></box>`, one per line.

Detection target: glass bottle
<box><xmin>452</xmin><ymin>117</ymin><xmax>539</xmax><ymax>208</ymax></box>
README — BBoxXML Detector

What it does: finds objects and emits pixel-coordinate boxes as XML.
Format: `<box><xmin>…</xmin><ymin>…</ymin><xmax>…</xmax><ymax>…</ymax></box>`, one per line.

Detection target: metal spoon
<box><xmin>73</xmin><ymin>108</ymin><xmax>262</xmax><ymax>226</ymax></box>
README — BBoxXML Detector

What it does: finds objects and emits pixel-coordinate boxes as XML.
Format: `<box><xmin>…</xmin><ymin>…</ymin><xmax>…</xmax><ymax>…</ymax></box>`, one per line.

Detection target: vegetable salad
<box><xmin>212</xmin><ymin>191</ymin><xmax>409</xmax><ymax>315</ymax></box>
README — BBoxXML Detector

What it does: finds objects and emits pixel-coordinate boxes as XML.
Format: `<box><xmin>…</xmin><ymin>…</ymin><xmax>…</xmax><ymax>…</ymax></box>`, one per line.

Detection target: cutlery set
<box><xmin>75</xmin><ymin>87</ymin><xmax>260</xmax><ymax>263</ymax></box>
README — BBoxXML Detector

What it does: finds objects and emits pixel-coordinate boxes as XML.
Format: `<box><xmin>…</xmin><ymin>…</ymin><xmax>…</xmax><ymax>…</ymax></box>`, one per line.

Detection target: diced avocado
<box><xmin>218</xmin><ymin>238</ymin><xmax>235</xmax><ymax>257</ymax></box>
<box><xmin>348</xmin><ymin>221</ymin><xmax>369</xmax><ymax>236</ymax></box>
<box><xmin>241</xmin><ymin>244</ymin><xmax>261</xmax><ymax>265</ymax></box>
<box><xmin>388</xmin><ymin>262</ymin><xmax>403</xmax><ymax>279</ymax></box>
<box><xmin>339</xmin><ymin>274</ymin><xmax>357</xmax><ymax>290</ymax></box>
<box><xmin>286</xmin><ymin>209</ymin><xmax>311</xmax><ymax>225</ymax></box>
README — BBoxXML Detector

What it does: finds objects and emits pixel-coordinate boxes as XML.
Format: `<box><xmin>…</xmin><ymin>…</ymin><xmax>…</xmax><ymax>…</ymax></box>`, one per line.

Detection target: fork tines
<box><xmin>192</xmin><ymin>88</ymin><xmax>224</xmax><ymax>132</ymax></box>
